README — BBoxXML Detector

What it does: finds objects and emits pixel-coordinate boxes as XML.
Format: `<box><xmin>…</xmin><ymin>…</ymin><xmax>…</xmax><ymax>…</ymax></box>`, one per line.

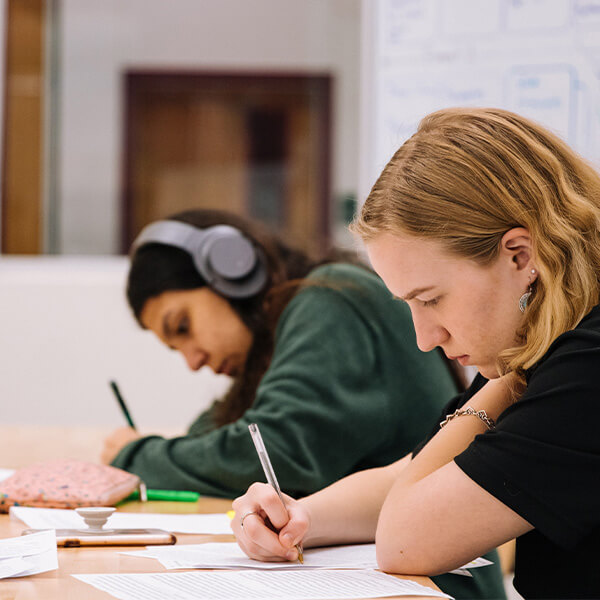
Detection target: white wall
<box><xmin>57</xmin><ymin>0</ymin><xmax>361</xmax><ymax>254</ymax></box>
<box><xmin>0</xmin><ymin>0</ymin><xmax>6</xmax><ymax>243</ymax></box>
<box><xmin>0</xmin><ymin>257</ymin><xmax>230</xmax><ymax>427</ymax></box>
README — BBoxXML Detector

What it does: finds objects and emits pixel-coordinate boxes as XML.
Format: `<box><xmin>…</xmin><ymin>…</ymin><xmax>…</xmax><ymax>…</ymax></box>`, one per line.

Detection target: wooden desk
<box><xmin>0</xmin><ymin>425</ymin><xmax>442</xmax><ymax>599</ymax></box>
<box><xmin>0</xmin><ymin>498</ymin><xmax>442</xmax><ymax>600</ymax></box>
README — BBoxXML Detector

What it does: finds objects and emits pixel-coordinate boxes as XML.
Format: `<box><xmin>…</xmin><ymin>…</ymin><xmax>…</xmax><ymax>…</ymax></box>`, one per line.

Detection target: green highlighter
<box><xmin>126</xmin><ymin>489</ymin><xmax>200</xmax><ymax>502</ymax></box>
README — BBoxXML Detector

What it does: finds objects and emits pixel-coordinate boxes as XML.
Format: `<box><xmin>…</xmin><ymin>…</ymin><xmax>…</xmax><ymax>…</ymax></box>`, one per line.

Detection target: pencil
<box><xmin>109</xmin><ymin>380</ymin><xmax>137</xmax><ymax>430</ymax></box>
<box><xmin>248</xmin><ymin>423</ymin><xmax>304</xmax><ymax>564</ymax></box>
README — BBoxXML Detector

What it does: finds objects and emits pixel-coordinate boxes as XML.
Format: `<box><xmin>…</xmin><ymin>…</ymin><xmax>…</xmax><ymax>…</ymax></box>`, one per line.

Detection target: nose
<box><xmin>180</xmin><ymin>344</ymin><xmax>208</xmax><ymax>371</ymax></box>
<box><xmin>411</xmin><ymin>308</ymin><xmax>449</xmax><ymax>353</ymax></box>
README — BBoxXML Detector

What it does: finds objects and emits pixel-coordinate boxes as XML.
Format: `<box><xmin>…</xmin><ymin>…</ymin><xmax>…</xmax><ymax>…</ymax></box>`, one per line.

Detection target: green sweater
<box><xmin>112</xmin><ymin>263</ymin><xmax>456</xmax><ymax>495</ymax></box>
<box><xmin>112</xmin><ymin>263</ymin><xmax>505</xmax><ymax>599</ymax></box>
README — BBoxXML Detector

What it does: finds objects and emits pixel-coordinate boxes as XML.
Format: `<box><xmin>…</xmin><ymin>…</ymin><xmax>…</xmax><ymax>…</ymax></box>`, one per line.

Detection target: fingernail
<box><xmin>285</xmin><ymin>550</ymin><xmax>297</xmax><ymax>561</ymax></box>
<box><xmin>281</xmin><ymin>533</ymin><xmax>293</xmax><ymax>547</ymax></box>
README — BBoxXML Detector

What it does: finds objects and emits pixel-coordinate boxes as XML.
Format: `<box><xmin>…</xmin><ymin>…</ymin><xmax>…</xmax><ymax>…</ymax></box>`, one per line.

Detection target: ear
<box><xmin>499</xmin><ymin>227</ymin><xmax>536</xmax><ymax>276</ymax></box>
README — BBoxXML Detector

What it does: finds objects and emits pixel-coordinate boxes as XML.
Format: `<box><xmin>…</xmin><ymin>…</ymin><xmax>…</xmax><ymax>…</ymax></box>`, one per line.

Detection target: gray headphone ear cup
<box><xmin>202</xmin><ymin>235</ymin><xmax>256</xmax><ymax>279</ymax></box>
<box><xmin>194</xmin><ymin>227</ymin><xmax>269</xmax><ymax>298</ymax></box>
<box><xmin>131</xmin><ymin>220</ymin><xmax>269</xmax><ymax>299</ymax></box>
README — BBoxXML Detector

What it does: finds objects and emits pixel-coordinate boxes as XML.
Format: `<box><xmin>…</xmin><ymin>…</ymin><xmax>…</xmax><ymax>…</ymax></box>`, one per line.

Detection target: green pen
<box><xmin>126</xmin><ymin>489</ymin><xmax>201</xmax><ymax>502</ymax></box>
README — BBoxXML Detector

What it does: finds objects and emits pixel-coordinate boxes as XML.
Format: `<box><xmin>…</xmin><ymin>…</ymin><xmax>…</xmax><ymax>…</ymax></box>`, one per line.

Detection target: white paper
<box><xmin>449</xmin><ymin>557</ymin><xmax>493</xmax><ymax>576</ymax></box>
<box><xmin>0</xmin><ymin>530</ymin><xmax>58</xmax><ymax>578</ymax></box>
<box><xmin>0</xmin><ymin>557</ymin><xmax>33</xmax><ymax>579</ymax></box>
<box><xmin>123</xmin><ymin>542</ymin><xmax>378</xmax><ymax>570</ymax></box>
<box><xmin>124</xmin><ymin>542</ymin><xmax>492</xmax><ymax>577</ymax></box>
<box><xmin>10</xmin><ymin>506</ymin><xmax>232</xmax><ymax>534</ymax></box>
<box><xmin>74</xmin><ymin>569</ymin><xmax>452</xmax><ymax>599</ymax></box>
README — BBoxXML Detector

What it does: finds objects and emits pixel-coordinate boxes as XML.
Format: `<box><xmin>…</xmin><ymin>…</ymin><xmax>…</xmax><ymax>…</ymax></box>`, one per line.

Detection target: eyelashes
<box><xmin>392</xmin><ymin>295</ymin><xmax>440</xmax><ymax>308</ymax></box>
<box><xmin>175</xmin><ymin>315</ymin><xmax>190</xmax><ymax>336</ymax></box>
<box><xmin>421</xmin><ymin>297</ymin><xmax>440</xmax><ymax>308</ymax></box>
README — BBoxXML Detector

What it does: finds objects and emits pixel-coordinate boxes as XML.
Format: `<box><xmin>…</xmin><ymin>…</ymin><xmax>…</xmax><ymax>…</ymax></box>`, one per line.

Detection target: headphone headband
<box><xmin>131</xmin><ymin>220</ymin><xmax>269</xmax><ymax>299</ymax></box>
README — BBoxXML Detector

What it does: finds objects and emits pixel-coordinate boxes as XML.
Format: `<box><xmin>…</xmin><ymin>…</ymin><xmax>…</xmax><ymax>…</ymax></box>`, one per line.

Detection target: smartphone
<box><xmin>22</xmin><ymin>528</ymin><xmax>177</xmax><ymax>547</ymax></box>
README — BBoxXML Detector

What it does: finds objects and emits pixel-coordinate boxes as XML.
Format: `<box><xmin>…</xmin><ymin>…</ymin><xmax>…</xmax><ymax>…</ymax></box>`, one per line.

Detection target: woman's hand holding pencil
<box><xmin>231</xmin><ymin>482</ymin><xmax>310</xmax><ymax>563</ymax></box>
<box><xmin>231</xmin><ymin>423</ymin><xmax>308</xmax><ymax>563</ymax></box>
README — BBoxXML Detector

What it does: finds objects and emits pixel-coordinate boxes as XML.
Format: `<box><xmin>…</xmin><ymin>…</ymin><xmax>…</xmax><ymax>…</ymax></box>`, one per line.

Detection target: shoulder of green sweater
<box><xmin>274</xmin><ymin>263</ymin><xmax>385</xmax><ymax>334</ymax></box>
<box><xmin>305</xmin><ymin>262</ymin><xmax>382</xmax><ymax>289</ymax></box>
<box><xmin>291</xmin><ymin>262</ymin><xmax>413</xmax><ymax>332</ymax></box>
<box><xmin>289</xmin><ymin>262</ymin><xmax>395</xmax><ymax>312</ymax></box>
<box><xmin>275</xmin><ymin>263</ymin><xmax>415</xmax><ymax>348</ymax></box>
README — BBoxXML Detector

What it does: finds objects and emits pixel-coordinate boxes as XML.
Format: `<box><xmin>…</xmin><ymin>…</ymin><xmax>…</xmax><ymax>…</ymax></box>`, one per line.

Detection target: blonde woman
<box><xmin>230</xmin><ymin>108</ymin><xmax>600</xmax><ymax>599</ymax></box>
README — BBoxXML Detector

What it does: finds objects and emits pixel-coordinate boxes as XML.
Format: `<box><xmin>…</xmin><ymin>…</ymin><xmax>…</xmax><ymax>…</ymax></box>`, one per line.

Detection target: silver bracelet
<box><xmin>440</xmin><ymin>406</ymin><xmax>496</xmax><ymax>430</ymax></box>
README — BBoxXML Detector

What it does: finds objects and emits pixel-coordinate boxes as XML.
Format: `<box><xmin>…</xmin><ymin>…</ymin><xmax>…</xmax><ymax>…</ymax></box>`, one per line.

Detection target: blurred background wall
<box><xmin>0</xmin><ymin>0</ymin><xmax>361</xmax><ymax>428</ymax></box>
<box><xmin>2</xmin><ymin>0</ymin><xmax>600</xmax><ymax>431</ymax></box>
<box><xmin>56</xmin><ymin>0</ymin><xmax>361</xmax><ymax>255</ymax></box>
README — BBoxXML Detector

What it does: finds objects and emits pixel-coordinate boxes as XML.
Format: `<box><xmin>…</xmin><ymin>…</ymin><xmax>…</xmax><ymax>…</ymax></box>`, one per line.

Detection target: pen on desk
<box><xmin>109</xmin><ymin>380</ymin><xmax>137</xmax><ymax>430</ymax></box>
<box><xmin>248</xmin><ymin>423</ymin><xmax>304</xmax><ymax>564</ymax></box>
<box><xmin>127</xmin><ymin>489</ymin><xmax>200</xmax><ymax>502</ymax></box>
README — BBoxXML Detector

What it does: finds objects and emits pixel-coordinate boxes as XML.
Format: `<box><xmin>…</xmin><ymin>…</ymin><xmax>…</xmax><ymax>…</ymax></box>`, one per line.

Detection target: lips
<box><xmin>446</xmin><ymin>353</ymin><xmax>470</xmax><ymax>366</ymax></box>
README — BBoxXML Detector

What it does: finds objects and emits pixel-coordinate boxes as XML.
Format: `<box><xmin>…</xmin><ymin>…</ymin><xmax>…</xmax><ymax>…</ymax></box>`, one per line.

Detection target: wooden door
<box><xmin>122</xmin><ymin>72</ymin><xmax>331</xmax><ymax>256</ymax></box>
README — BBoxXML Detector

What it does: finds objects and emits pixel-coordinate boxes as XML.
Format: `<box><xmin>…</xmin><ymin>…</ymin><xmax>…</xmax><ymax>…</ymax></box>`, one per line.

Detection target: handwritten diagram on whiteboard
<box><xmin>362</xmin><ymin>0</ymin><xmax>600</xmax><ymax>195</ymax></box>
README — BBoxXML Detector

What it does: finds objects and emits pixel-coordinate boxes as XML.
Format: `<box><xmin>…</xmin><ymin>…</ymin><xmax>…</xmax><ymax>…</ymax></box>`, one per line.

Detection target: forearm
<box><xmin>395</xmin><ymin>375</ymin><xmax>518</xmax><ymax>487</ymax></box>
<box><xmin>298</xmin><ymin>377</ymin><xmax>510</xmax><ymax>549</ymax></box>
<box><xmin>112</xmin><ymin>434</ymin><xmax>246</xmax><ymax>497</ymax></box>
<box><xmin>377</xmin><ymin>376</ymin><xmax>519</xmax><ymax>552</ymax></box>
<box><xmin>300</xmin><ymin>454</ymin><xmax>411</xmax><ymax>547</ymax></box>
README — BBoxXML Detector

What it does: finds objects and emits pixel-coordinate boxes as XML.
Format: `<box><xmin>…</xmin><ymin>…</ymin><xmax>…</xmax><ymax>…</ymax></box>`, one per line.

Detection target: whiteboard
<box><xmin>359</xmin><ymin>0</ymin><xmax>600</xmax><ymax>200</ymax></box>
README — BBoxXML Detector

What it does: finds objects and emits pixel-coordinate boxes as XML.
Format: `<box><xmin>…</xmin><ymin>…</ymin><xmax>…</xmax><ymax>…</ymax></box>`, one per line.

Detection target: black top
<box><xmin>417</xmin><ymin>305</ymin><xmax>600</xmax><ymax>599</ymax></box>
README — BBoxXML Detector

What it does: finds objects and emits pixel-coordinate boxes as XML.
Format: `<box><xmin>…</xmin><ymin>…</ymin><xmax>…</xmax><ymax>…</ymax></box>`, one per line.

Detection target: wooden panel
<box><xmin>1</xmin><ymin>0</ymin><xmax>45</xmax><ymax>254</ymax></box>
<box><xmin>286</xmin><ymin>104</ymin><xmax>320</xmax><ymax>253</ymax></box>
<box><xmin>123</xmin><ymin>74</ymin><xmax>331</xmax><ymax>255</ymax></box>
<box><xmin>128</xmin><ymin>91</ymin><xmax>248</xmax><ymax>243</ymax></box>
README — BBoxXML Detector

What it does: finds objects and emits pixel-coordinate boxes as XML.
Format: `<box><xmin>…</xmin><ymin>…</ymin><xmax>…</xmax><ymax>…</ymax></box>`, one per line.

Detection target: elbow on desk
<box><xmin>375</xmin><ymin>526</ymin><xmax>449</xmax><ymax>577</ymax></box>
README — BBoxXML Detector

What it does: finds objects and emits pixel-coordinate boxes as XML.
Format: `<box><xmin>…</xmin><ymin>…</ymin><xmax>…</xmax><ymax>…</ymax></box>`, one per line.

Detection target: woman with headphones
<box><xmin>101</xmin><ymin>208</ymin><xmax>505</xmax><ymax>600</ymax></box>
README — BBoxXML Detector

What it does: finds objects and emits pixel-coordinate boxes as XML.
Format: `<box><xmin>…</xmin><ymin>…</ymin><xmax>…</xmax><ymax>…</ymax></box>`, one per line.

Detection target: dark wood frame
<box><xmin>1</xmin><ymin>0</ymin><xmax>45</xmax><ymax>254</ymax></box>
<box><xmin>121</xmin><ymin>70</ymin><xmax>332</xmax><ymax>254</ymax></box>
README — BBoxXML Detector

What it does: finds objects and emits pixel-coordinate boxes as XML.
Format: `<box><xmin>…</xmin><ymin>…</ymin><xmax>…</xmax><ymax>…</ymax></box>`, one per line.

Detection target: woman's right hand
<box><xmin>231</xmin><ymin>483</ymin><xmax>310</xmax><ymax>562</ymax></box>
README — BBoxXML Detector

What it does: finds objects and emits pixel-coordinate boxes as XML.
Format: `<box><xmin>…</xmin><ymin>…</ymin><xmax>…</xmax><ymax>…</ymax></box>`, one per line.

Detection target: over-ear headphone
<box><xmin>131</xmin><ymin>220</ymin><xmax>269</xmax><ymax>299</ymax></box>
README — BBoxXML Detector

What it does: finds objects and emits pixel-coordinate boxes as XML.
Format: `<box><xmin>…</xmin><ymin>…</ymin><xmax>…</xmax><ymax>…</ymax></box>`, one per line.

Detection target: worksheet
<box><xmin>0</xmin><ymin>530</ymin><xmax>58</xmax><ymax>579</ymax></box>
<box><xmin>124</xmin><ymin>542</ymin><xmax>378</xmax><ymax>570</ymax></box>
<box><xmin>10</xmin><ymin>506</ymin><xmax>232</xmax><ymax>534</ymax></box>
<box><xmin>125</xmin><ymin>542</ymin><xmax>492</xmax><ymax>575</ymax></box>
<box><xmin>74</xmin><ymin>569</ymin><xmax>453</xmax><ymax>599</ymax></box>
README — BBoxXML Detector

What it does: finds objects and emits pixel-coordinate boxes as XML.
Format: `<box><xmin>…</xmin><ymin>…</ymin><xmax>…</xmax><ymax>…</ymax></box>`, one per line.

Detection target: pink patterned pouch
<box><xmin>0</xmin><ymin>459</ymin><xmax>140</xmax><ymax>512</ymax></box>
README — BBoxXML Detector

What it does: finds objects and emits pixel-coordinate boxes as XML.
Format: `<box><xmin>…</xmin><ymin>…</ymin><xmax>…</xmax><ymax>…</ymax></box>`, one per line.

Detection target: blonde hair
<box><xmin>352</xmin><ymin>107</ymin><xmax>600</xmax><ymax>379</ymax></box>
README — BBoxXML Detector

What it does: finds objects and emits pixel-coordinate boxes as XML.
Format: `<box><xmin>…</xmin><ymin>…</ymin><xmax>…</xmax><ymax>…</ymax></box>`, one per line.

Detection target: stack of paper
<box><xmin>74</xmin><ymin>569</ymin><xmax>453</xmax><ymax>599</ymax></box>
<box><xmin>10</xmin><ymin>506</ymin><xmax>232</xmax><ymax>534</ymax></box>
<box><xmin>124</xmin><ymin>541</ymin><xmax>492</xmax><ymax>577</ymax></box>
<box><xmin>0</xmin><ymin>530</ymin><xmax>58</xmax><ymax>579</ymax></box>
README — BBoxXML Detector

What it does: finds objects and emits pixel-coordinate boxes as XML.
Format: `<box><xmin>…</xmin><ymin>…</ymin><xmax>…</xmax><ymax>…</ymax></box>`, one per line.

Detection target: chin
<box><xmin>477</xmin><ymin>365</ymin><xmax>501</xmax><ymax>379</ymax></box>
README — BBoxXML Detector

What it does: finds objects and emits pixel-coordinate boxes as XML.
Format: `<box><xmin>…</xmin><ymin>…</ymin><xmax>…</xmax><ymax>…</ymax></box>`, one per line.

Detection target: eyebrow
<box><xmin>396</xmin><ymin>286</ymin><xmax>436</xmax><ymax>301</ymax></box>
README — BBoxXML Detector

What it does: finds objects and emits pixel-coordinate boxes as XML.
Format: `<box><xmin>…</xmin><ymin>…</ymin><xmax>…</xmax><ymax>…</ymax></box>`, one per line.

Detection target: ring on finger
<box><xmin>240</xmin><ymin>510</ymin><xmax>260</xmax><ymax>529</ymax></box>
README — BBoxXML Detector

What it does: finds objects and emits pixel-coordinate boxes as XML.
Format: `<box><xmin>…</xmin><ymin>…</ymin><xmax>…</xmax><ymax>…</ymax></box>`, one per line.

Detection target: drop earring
<box><xmin>519</xmin><ymin>269</ymin><xmax>536</xmax><ymax>313</ymax></box>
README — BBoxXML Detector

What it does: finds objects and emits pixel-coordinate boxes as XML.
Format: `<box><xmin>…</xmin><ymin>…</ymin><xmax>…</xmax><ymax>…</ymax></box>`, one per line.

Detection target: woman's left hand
<box><xmin>100</xmin><ymin>427</ymin><xmax>141</xmax><ymax>464</ymax></box>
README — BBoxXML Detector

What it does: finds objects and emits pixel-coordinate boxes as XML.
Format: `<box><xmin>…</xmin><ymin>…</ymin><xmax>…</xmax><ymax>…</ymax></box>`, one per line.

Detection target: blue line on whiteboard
<box><xmin>504</xmin><ymin>64</ymin><xmax>578</xmax><ymax>145</ymax></box>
